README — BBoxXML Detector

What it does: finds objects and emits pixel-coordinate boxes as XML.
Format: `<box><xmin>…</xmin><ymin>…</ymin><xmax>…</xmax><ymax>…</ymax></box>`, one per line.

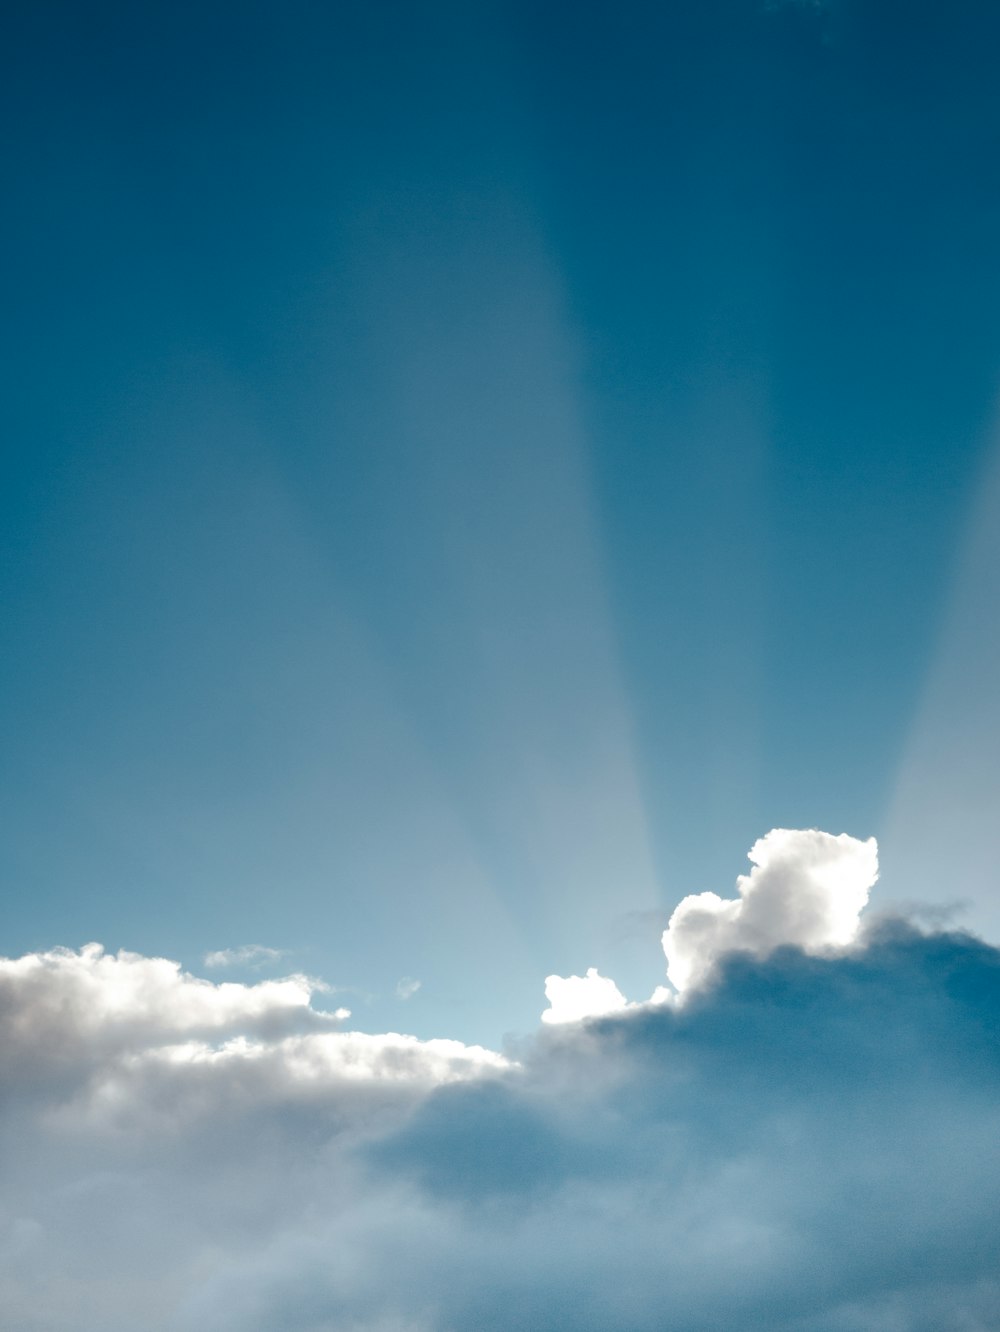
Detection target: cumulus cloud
<box><xmin>541</xmin><ymin>966</ymin><xmax>628</xmax><ymax>1024</ymax></box>
<box><xmin>2</xmin><ymin>832</ymin><xmax>998</xmax><ymax>1332</ymax></box>
<box><xmin>542</xmin><ymin>829</ymin><xmax>876</xmax><ymax>1018</ymax></box>
<box><xmin>0</xmin><ymin>944</ymin><xmax>505</xmax><ymax>1139</ymax></box>
<box><xmin>0</xmin><ymin>943</ymin><xmax>333</xmax><ymax>1057</ymax></box>
<box><xmin>663</xmin><ymin>827</ymin><xmax>879</xmax><ymax>992</ymax></box>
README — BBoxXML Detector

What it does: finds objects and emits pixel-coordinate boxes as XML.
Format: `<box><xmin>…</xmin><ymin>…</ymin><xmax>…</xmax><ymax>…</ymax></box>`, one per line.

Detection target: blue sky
<box><xmin>4</xmin><ymin>0</ymin><xmax>1000</xmax><ymax>1051</ymax></box>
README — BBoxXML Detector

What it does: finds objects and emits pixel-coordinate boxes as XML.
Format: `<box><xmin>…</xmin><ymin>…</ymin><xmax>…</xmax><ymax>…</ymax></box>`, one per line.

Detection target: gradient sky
<box><xmin>4</xmin><ymin>0</ymin><xmax>1000</xmax><ymax>1046</ymax></box>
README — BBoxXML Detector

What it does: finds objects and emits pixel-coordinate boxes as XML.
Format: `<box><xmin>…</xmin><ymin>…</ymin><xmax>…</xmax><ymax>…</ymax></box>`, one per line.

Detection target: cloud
<box><xmin>203</xmin><ymin>945</ymin><xmax>287</xmax><ymax>969</ymax></box>
<box><xmin>2</xmin><ymin>833</ymin><xmax>998</xmax><ymax>1331</ymax></box>
<box><xmin>246</xmin><ymin>923</ymin><xmax>1000</xmax><ymax>1332</ymax></box>
<box><xmin>0</xmin><ymin>943</ymin><xmax>331</xmax><ymax>1059</ymax></box>
<box><xmin>541</xmin><ymin>829</ymin><xmax>875</xmax><ymax>1019</ymax></box>
<box><xmin>541</xmin><ymin>966</ymin><xmax>628</xmax><ymax>1024</ymax></box>
<box><xmin>0</xmin><ymin>945</ymin><xmax>504</xmax><ymax>1136</ymax></box>
<box><xmin>662</xmin><ymin>827</ymin><xmax>878</xmax><ymax>993</ymax></box>
<box><xmin>395</xmin><ymin>977</ymin><xmax>422</xmax><ymax>1001</ymax></box>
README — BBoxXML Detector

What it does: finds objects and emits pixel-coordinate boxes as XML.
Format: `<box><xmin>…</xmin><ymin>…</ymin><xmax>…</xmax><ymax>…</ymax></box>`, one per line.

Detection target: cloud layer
<box><xmin>2</xmin><ymin>832</ymin><xmax>999</xmax><ymax>1331</ymax></box>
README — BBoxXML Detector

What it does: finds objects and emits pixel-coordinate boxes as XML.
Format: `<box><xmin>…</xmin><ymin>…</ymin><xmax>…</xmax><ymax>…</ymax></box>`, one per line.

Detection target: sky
<box><xmin>5</xmin><ymin>0</ymin><xmax>1000</xmax><ymax>1041</ymax></box>
<box><xmin>3</xmin><ymin>1</ymin><xmax>1000</xmax><ymax>1325</ymax></box>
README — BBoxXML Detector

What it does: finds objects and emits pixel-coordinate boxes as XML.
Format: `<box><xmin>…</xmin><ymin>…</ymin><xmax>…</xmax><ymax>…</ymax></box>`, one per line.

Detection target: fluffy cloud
<box><xmin>542</xmin><ymin>828</ymin><xmax>876</xmax><ymax>1014</ymax></box>
<box><xmin>663</xmin><ymin>827</ymin><xmax>879</xmax><ymax>992</ymax></box>
<box><xmin>0</xmin><ymin>944</ymin><xmax>505</xmax><ymax>1137</ymax></box>
<box><xmin>541</xmin><ymin>966</ymin><xmax>628</xmax><ymax>1023</ymax></box>
<box><xmin>1</xmin><ymin>943</ymin><xmax>332</xmax><ymax>1045</ymax></box>
<box><xmin>2</xmin><ymin>833</ymin><xmax>999</xmax><ymax>1332</ymax></box>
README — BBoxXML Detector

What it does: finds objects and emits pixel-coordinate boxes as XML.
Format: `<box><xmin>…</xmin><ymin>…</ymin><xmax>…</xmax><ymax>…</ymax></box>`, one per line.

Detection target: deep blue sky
<box><xmin>4</xmin><ymin>0</ymin><xmax>1000</xmax><ymax>1043</ymax></box>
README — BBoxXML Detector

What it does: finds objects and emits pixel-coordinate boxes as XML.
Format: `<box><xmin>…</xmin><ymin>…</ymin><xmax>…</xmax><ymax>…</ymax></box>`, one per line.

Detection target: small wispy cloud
<box><xmin>203</xmin><ymin>944</ymin><xmax>287</xmax><ymax>970</ymax></box>
<box><xmin>395</xmin><ymin>976</ymin><xmax>421</xmax><ymax>1001</ymax></box>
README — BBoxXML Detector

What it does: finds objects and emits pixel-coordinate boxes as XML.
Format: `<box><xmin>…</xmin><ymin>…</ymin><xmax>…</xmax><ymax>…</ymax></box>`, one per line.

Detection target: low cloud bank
<box><xmin>2</xmin><ymin>831</ymin><xmax>999</xmax><ymax>1331</ymax></box>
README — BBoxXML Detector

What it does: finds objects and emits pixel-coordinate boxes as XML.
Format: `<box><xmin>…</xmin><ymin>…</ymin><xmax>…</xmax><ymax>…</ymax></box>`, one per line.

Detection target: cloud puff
<box><xmin>541</xmin><ymin>966</ymin><xmax>628</xmax><ymax>1023</ymax></box>
<box><xmin>2</xmin><ymin>833</ymin><xmax>998</xmax><ymax>1332</ymax></box>
<box><xmin>395</xmin><ymin>977</ymin><xmax>422</xmax><ymax>1001</ymax></box>
<box><xmin>663</xmin><ymin>827</ymin><xmax>879</xmax><ymax>992</ymax></box>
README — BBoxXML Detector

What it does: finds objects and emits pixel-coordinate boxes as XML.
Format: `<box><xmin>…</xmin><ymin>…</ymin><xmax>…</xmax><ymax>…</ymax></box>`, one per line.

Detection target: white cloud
<box><xmin>544</xmin><ymin>830</ymin><xmax>878</xmax><ymax>1016</ymax></box>
<box><xmin>0</xmin><ymin>944</ymin><xmax>507</xmax><ymax>1138</ymax></box>
<box><xmin>662</xmin><ymin>828</ymin><xmax>878</xmax><ymax>993</ymax></box>
<box><xmin>395</xmin><ymin>977</ymin><xmax>422</xmax><ymax>1001</ymax></box>
<box><xmin>0</xmin><ymin>943</ymin><xmax>511</xmax><ymax>1331</ymax></box>
<box><xmin>541</xmin><ymin>966</ymin><xmax>628</xmax><ymax>1024</ymax></box>
<box><xmin>0</xmin><ymin>943</ymin><xmax>326</xmax><ymax>1051</ymax></box>
<box><xmin>203</xmin><ymin>945</ymin><xmax>287</xmax><ymax>969</ymax></box>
